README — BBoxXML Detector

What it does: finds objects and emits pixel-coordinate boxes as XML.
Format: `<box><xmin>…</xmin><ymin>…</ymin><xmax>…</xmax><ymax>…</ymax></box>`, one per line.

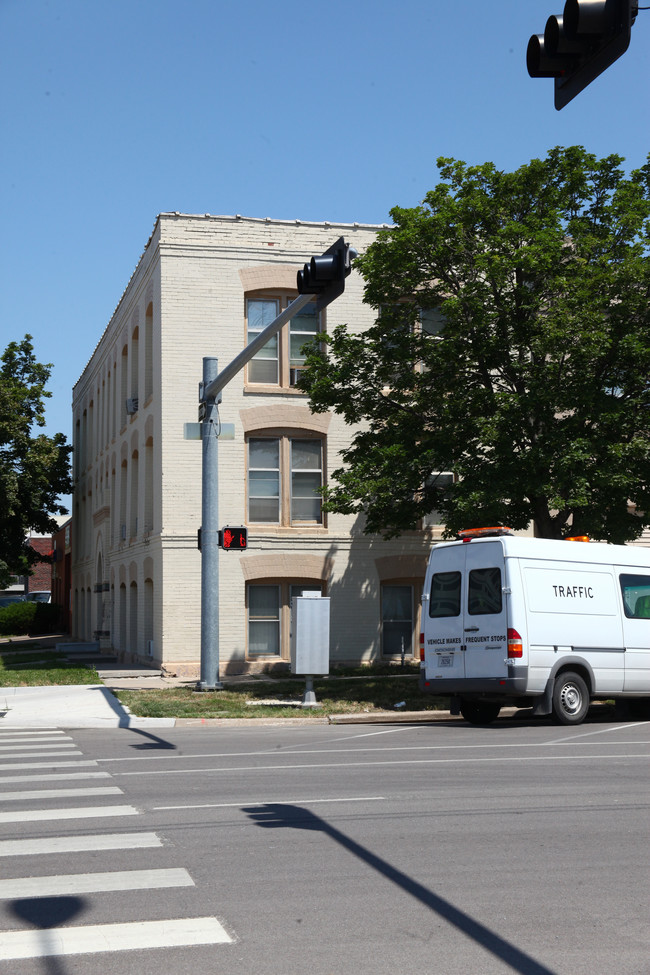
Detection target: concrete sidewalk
<box><xmin>0</xmin><ymin>684</ymin><xmax>177</xmax><ymax>729</ymax></box>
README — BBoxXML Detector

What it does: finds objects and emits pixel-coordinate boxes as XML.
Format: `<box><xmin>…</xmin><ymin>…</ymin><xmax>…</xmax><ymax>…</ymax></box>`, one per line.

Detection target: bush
<box><xmin>0</xmin><ymin>601</ymin><xmax>61</xmax><ymax>636</ymax></box>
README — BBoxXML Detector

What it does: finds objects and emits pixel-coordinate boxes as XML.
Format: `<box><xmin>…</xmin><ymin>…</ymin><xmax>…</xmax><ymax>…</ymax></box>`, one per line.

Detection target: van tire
<box><xmin>459</xmin><ymin>700</ymin><xmax>501</xmax><ymax>725</ymax></box>
<box><xmin>552</xmin><ymin>671</ymin><xmax>589</xmax><ymax>725</ymax></box>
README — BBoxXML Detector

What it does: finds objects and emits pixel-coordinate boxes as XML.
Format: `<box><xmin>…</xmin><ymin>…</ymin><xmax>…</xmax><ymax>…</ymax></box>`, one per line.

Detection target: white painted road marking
<box><xmin>0</xmin><ymin>729</ymin><xmax>65</xmax><ymax>734</ymax></box>
<box><xmin>0</xmin><ymin>733</ymin><xmax>69</xmax><ymax>741</ymax></box>
<box><xmin>0</xmin><ymin>750</ymin><xmax>82</xmax><ymax>760</ymax></box>
<box><xmin>0</xmin><ymin>786</ymin><xmax>122</xmax><ymax>802</ymax></box>
<box><xmin>0</xmin><ymin>771</ymin><xmax>111</xmax><ymax>784</ymax></box>
<box><xmin>0</xmin><ymin>868</ymin><xmax>194</xmax><ymax>899</ymax></box>
<box><xmin>0</xmin><ymin>805</ymin><xmax>139</xmax><ymax>824</ymax></box>
<box><xmin>0</xmin><ymin>760</ymin><xmax>97</xmax><ymax>771</ymax></box>
<box><xmin>0</xmin><ymin>917</ymin><xmax>233</xmax><ymax>959</ymax></box>
<box><xmin>0</xmin><ymin>832</ymin><xmax>163</xmax><ymax>857</ymax></box>
<box><xmin>155</xmin><ymin>795</ymin><xmax>386</xmax><ymax>810</ymax></box>
<box><xmin>0</xmin><ymin>743</ymin><xmax>78</xmax><ymax>751</ymax></box>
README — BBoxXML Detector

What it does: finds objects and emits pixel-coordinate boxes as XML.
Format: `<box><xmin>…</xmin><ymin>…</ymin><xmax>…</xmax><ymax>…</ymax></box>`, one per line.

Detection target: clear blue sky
<box><xmin>1</xmin><ymin>0</ymin><xmax>649</xmax><ymax>480</ymax></box>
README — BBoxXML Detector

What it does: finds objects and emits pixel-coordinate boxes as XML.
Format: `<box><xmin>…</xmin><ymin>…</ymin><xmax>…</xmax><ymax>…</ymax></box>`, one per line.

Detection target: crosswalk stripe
<box><xmin>0</xmin><ymin>751</ymin><xmax>82</xmax><ymax>761</ymax></box>
<box><xmin>0</xmin><ymin>786</ymin><xmax>123</xmax><ymax>801</ymax></box>
<box><xmin>0</xmin><ymin>760</ymin><xmax>97</xmax><ymax>771</ymax></box>
<box><xmin>0</xmin><ymin>733</ymin><xmax>68</xmax><ymax>740</ymax></box>
<box><xmin>0</xmin><ymin>805</ymin><xmax>138</xmax><ymax>824</ymax></box>
<box><xmin>0</xmin><ymin>868</ymin><xmax>194</xmax><ymax>899</ymax></box>
<box><xmin>0</xmin><ymin>743</ymin><xmax>78</xmax><ymax>752</ymax></box>
<box><xmin>0</xmin><ymin>832</ymin><xmax>163</xmax><ymax>857</ymax></box>
<box><xmin>0</xmin><ymin>771</ymin><xmax>111</xmax><ymax>784</ymax></box>
<box><xmin>0</xmin><ymin>729</ymin><xmax>63</xmax><ymax>736</ymax></box>
<box><xmin>0</xmin><ymin>916</ymin><xmax>233</xmax><ymax>959</ymax></box>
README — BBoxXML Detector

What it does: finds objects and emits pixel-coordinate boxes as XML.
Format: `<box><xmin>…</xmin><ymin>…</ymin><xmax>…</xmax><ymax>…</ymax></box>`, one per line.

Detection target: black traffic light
<box><xmin>218</xmin><ymin>527</ymin><xmax>248</xmax><ymax>550</ymax></box>
<box><xmin>527</xmin><ymin>0</ymin><xmax>636</xmax><ymax>109</ymax></box>
<box><xmin>297</xmin><ymin>237</ymin><xmax>358</xmax><ymax>312</ymax></box>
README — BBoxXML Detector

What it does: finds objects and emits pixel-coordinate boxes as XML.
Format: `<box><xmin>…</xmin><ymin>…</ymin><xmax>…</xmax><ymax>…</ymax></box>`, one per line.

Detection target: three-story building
<box><xmin>71</xmin><ymin>214</ymin><xmax>434</xmax><ymax>676</ymax></box>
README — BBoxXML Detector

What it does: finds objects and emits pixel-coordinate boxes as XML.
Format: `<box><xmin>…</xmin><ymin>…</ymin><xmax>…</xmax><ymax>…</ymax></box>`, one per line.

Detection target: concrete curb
<box><xmin>172</xmin><ymin>710</ymin><xmax>463</xmax><ymax>728</ymax></box>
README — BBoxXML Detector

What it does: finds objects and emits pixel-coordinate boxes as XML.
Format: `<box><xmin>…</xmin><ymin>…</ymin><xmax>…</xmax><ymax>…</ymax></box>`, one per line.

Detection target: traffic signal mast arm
<box><xmin>202</xmin><ymin>237</ymin><xmax>356</xmax><ymax>404</ymax></box>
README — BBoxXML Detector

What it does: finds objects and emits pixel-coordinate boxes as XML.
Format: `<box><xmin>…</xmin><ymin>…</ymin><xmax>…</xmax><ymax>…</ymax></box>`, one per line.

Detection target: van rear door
<box><xmin>426</xmin><ymin>544</ymin><xmax>466</xmax><ymax>678</ymax></box>
<box><xmin>462</xmin><ymin>542</ymin><xmax>509</xmax><ymax>681</ymax></box>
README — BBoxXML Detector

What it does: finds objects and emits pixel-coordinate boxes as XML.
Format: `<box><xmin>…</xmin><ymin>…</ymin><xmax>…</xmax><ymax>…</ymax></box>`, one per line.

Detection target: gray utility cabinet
<box><xmin>290</xmin><ymin>596</ymin><xmax>330</xmax><ymax>675</ymax></box>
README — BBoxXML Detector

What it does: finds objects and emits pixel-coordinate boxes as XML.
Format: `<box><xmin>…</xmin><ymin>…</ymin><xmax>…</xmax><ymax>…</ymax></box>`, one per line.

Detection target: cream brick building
<box><xmin>71</xmin><ymin>214</ymin><xmax>435</xmax><ymax>676</ymax></box>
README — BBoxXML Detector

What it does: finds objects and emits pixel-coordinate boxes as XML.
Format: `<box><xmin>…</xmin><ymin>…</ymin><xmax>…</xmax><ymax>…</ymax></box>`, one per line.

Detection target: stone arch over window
<box><xmin>239</xmin><ymin>553</ymin><xmax>332</xmax><ymax>582</ymax></box>
<box><xmin>240</xmin><ymin>405</ymin><xmax>330</xmax><ymax>435</ymax></box>
<box><xmin>238</xmin><ymin>265</ymin><xmax>299</xmax><ymax>293</ymax></box>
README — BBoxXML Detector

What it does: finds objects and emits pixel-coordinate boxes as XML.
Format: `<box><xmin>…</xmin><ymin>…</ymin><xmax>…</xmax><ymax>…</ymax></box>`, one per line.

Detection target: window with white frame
<box><xmin>248</xmin><ymin>435</ymin><xmax>323</xmax><ymax>526</ymax></box>
<box><xmin>246</xmin><ymin>294</ymin><xmax>320</xmax><ymax>388</ymax></box>
<box><xmin>248</xmin><ymin>582</ymin><xmax>323</xmax><ymax>657</ymax></box>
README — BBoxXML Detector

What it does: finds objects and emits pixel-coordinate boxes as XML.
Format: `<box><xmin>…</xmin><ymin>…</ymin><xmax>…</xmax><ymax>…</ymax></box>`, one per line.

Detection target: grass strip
<box><xmin>115</xmin><ymin>674</ymin><xmax>448</xmax><ymax>720</ymax></box>
<box><xmin>0</xmin><ymin>650</ymin><xmax>101</xmax><ymax>687</ymax></box>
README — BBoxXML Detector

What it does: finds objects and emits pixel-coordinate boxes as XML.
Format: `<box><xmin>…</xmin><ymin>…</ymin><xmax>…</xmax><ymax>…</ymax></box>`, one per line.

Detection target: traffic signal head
<box><xmin>219</xmin><ymin>527</ymin><xmax>248</xmax><ymax>550</ymax></box>
<box><xmin>527</xmin><ymin>0</ymin><xmax>636</xmax><ymax>109</ymax></box>
<box><xmin>297</xmin><ymin>237</ymin><xmax>358</xmax><ymax>312</ymax></box>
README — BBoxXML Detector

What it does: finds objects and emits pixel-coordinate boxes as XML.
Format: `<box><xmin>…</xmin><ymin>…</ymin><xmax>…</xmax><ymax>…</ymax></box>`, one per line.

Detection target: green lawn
<box><xmin>0</xmin><ymin>646</ymin><xmax>101</xmax><ymax>686</ymax></box>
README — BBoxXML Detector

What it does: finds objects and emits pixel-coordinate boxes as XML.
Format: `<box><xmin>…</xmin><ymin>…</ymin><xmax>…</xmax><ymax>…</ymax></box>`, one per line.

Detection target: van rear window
<box><xmin>468</xmin><ymin>567</ymin><xmax>502</xmax><ymax>616</ymax></box>
<box><xmin>429</xmin><ymin>572</ymin><xmax>461</xmax><ymax>618</ymax></box>
<box><xmin>620</xmin><ymin>574</ymin><xmax>650</xmax><ymax>619</ymax></box>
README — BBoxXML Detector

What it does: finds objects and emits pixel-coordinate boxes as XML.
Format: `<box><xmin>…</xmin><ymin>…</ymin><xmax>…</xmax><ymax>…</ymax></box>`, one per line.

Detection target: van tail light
<box><xmin>419</xmin><ymin>632</ymin><xmax>425</xmax><ymax>661</ymax></box>
<box><xmin>507</xmin><ymin>628</ymin><xmax>523</xmax><ymax>658</ymax></box>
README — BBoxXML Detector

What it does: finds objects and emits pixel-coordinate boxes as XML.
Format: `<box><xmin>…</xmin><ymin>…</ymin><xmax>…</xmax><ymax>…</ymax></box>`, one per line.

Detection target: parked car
<box><xmin>24</xmin><ymin>591</ymin><xmax>51</xmax><ymax>603</ymax></box>
<box><xmin>0</xmin><ymin>595</ymin><xmax>26</xmax><ymax>608</ymax></box>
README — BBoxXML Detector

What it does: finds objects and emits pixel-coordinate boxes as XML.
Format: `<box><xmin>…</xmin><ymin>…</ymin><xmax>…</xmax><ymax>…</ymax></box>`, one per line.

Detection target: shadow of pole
<box><xmin>126</xmin><ymin>727</ymin><xmax>177</xmax><ymax>750</ymax></box>
<box><xmin>11</xmin><ymin>896</ymin><xmax>84</xmax><ymax>975</ymax></box>
<box><xmin>244</xmin><ymin>804</ymin><xmax>558</xmax><ymax>975</ymax></box>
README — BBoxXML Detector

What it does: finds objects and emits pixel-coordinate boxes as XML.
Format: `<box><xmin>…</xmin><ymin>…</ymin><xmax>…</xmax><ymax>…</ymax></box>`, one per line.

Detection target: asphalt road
<box><xmin>0</xmin><ymin>713</ymin><xmax>648</xmax><ymax>975</ymax></box>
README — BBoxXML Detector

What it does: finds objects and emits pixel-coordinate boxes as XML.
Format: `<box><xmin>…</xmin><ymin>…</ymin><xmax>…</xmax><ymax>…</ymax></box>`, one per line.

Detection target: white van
<box><xmin>420</xmin><ymin>528</ymin><xmax>650</xmax><ymax>725</ymax></box>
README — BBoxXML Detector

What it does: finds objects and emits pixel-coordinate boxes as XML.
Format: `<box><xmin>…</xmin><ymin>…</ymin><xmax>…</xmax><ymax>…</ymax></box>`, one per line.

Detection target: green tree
<box><xmin>0</xmin><ymin>336</ymin><xmax>72</xmax><ymax>587</ymax></box>
<box><xmin>301</xmin><ymin>147</ymin><xmax>650</xmax><ymax>542</ymax></box>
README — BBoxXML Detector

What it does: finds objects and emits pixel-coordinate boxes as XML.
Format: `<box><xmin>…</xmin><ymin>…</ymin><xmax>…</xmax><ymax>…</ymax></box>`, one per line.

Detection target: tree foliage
<box><xmin>301</xmin><ymin>147</ymin><xmax>650</xmax><ymax>542</ymax></box>
<box><xmin>0</xmin><ymin>336</ymin><xmax>72</xmax><ymax>587</ymax></box>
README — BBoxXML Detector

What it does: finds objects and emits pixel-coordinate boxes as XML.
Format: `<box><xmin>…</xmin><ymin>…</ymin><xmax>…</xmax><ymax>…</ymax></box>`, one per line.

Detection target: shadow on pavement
<box><xmin>244</xmin><ymin>803</ymin><xmax>558</xmax><ymax>975</ymax></box>
<box><xmin>11</xmin><ymin>895</ymin><xmax>85</xmax><ymax>975</ymax></box>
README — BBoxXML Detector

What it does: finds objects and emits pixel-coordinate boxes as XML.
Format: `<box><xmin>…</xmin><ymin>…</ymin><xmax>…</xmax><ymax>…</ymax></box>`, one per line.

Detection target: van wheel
<box><xmin>459</xmin><ymin>700</ymin><xmax>501</xmax><ymax>725</ymax></box>
<box><xmin>552</xmin><ymin>671</ymin><xmax>589</xmax><ymax>725</ymax></box>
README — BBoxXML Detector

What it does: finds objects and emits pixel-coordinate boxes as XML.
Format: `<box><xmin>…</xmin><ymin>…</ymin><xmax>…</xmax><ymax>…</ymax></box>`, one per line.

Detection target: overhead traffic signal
<box><xmin>297</xmin><ymin>237</ymin><xmax>358</xmax><ymax>312</ymax></box>
<box><xmin>527</xmin><ymin>0</ymin><xmax>637</xmax><ymax>109</ymax></box>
